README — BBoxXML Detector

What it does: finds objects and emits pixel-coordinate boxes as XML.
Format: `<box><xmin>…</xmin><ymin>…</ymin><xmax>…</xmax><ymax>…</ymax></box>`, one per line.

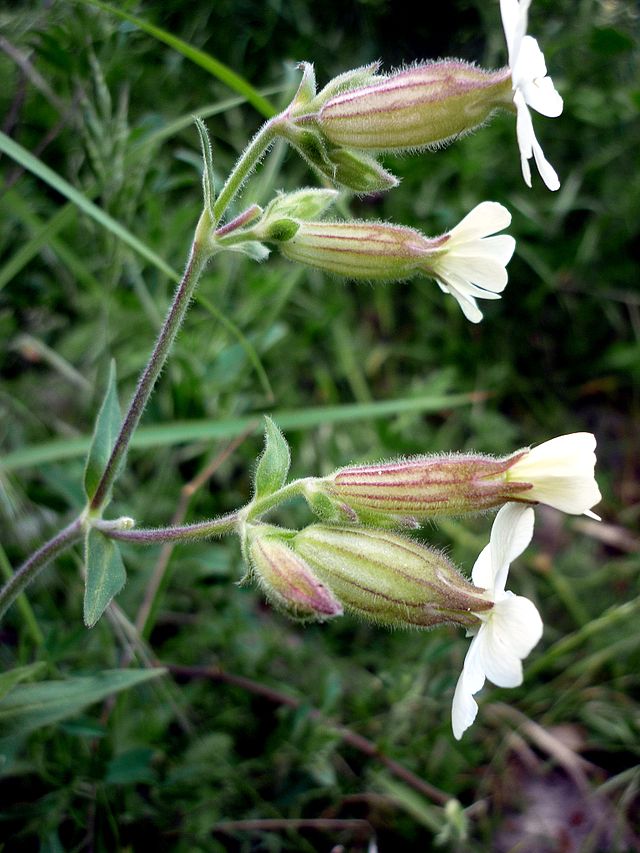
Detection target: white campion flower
<box><xmin>429</xmin><ymin>202</ymin><xmax>516</xmax><ymax>323</ymax></box>
<box><xmin>500</xmin><ymin>0</ymin><xmax>564</xmax><ymax>190</ymax></box>
<box><xmin>451</xmin><ymin>503</ymin><xmax>543</xmax><ymax>740</ymax></box>
<box><xmin>269</xmin><ymin>201</ymin><xmax>515</xmax><ymax>324</ymax></box>
<box><xmin>506</xmin><ymin>432</ymin><xmax>602</xmax><ymax>519</ymax></box>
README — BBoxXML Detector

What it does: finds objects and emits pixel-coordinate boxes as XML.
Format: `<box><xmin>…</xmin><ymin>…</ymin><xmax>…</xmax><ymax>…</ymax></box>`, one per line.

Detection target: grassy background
<box><xmin>1</xmin><ymin>0</ymin><xmax>639</xmax><ymax>849</ymax></box>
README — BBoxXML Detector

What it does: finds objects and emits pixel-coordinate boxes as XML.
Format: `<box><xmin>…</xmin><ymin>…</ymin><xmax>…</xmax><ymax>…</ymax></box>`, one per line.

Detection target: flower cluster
<box><xmin>244</xmin><ymin>428</ymin><xmax>601</xmax><ymax>739</ymax></box>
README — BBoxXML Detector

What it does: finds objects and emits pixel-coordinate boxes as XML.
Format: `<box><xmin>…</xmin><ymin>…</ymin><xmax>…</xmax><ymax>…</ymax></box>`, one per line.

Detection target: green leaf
<box><xmin>83</xmin><ymin>529</ymin><xmax>127</xmax><ymax>627</ymax></box>
<box><xmin>0</xmin><ymin>663</ymin><xmax>47</xmax><ymax>702</ymax></box>
<box><xmin>327</xmin><ymin>148</ymin><xmax>399</xmax><ymax>193</ymax></box>
<box><xmin>0</xmin><ymin>669</ymin><xmax>165</xmax><ymax>735</ymax></box>
<box><xmin>194</xmin><ymin>116</ymin><xmax>215</xmax><ymax>216</ymax></box>
<box><xmin>253</xmin><ymin>416</ymin><xmax>291</xmax><ymax>499</ymax></box>
<box><xmin>83</xmin><ymin>360</ymin><xmax>122</xmax><ymax>501</ymax></box>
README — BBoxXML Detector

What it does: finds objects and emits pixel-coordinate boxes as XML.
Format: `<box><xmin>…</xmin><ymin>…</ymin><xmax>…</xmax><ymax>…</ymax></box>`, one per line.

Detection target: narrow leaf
<box><xmin>0</xmin><ymin>669</ymin><xmax>165</xmax><ymax>735</ymax></box>
<box><xmin>194</xmin><ymin>116</ymin><xmax>215</xmax><ymax>215</ymax></box>
<box><xmin>253</xmin><ymin>416</ymin><xmax>291</xmax><ymax>499</ymax></box>
<box><xmin>83</xmin><ymin>529</ymin><xmax>127</xmax><ymax>627</ymax></box>
<box><xmin>84</xmin><ymin>360</ymin><xmax>122</xmax><ymax>501</ymax></box>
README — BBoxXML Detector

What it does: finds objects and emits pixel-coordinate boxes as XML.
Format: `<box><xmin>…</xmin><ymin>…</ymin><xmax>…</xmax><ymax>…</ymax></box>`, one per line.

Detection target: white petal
<box><xmin>451</xmin><ymin>234</ymin><xmax>516</xmax><ymax>266</ymax></box>
<box><xmin>500</xmin><ymin>0</ymin><xmax>530</xmax><ymax>69</ymax></box>
<box><xmin>451</xmin><ymin>668</ymin><xmax>479</xmax><ymax>740</ymax></box>
<box><xmin>489</xmin><ymin>503</ymin><xmax>535</xmax><ymax>594</ymax></box>
<box><xmin>471</xmin><ymin>543</ymin><xmax>493</xmax><ymax>589</ymax></box>
<box><xmin>531</xmin><ymin>134</ymin><xmax>561</xmax><ymax>191</ymax></box>
<box><xmin>441</xmin><ymin>254</ymin><xmax>509</xmax><ymax>292</ymax></box>
<box><xmin>513</xmin><ymin>36</ymin><xmax>548</xmax><ymax>87</ymax></box>
<box><xmin>449</xmin><ymin>202</ymin><xmax>512</xmax><ymax>242</ymax></box>
<box><xmin>480</xmin><ymin>593</ymin><xmax>543</xmax><ymax>687</ymax></box>
<box><xmin>522</xmin><ymin>76</ymin><xmax>563</xmax><ymax>118</ymax></box>
<box><xmin>450</xmin><ymin>289</ymin><xmax>483</xmax><ymax>323</ymax></box>
<box><xmin>451</xmin><ymin>631</ymin><xmax>488</xmax><ymax>739</ymax></box>
<box><xmin>510</xmin><ymin>433</ymin><xmax>601</xmax><ymax>514</ymax></box>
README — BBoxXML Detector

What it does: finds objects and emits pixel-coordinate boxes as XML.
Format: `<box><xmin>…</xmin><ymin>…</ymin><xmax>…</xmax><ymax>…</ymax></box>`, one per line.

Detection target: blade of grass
<box><xmin>79</xmin><ymin>0</ymin><xmax>275</xmax><ymax>119</ymax></box>
<box><xmin>0</xmin><ymin>130</ymin><xmax>178</xmax><ymax>282</ymax></box>
<box><xmin>1</xmin><ymin>391</ymin><xmax>478</xmax><ymax>472</ymax></box>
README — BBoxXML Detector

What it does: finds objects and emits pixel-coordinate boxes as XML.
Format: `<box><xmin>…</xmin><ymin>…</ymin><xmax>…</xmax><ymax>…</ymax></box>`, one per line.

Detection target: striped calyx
<box><xmin>314</xmin><ymin>61</ymin><xmax>513</xmax><ymax>152</ymax></box>
<box><xmin>291</xmin><ymin>525</ymin><xmax>492</xmax><ymax>629</ymax></box>
<box><xmin>303</xmin><ymin>452</ymin><xmax>531</xmax><ymax>527</ymax></box>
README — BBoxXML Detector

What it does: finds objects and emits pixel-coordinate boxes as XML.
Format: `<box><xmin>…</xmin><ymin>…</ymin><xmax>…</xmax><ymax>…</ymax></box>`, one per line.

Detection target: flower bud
<box><xmin>277</xmin><ymin>220</ymin><xmax>429</xmax><ymax>281</ymax></box>
<box><xmin>303</xmin><ymin>433</ymin><xmax>601</xmax><ymax>525</ymax></box>
<box><xmin>291</xmin><ymin>524</ymin><xmax>492</xmax><ymax>629</ymax></box>
<box><xmin>245</xmin><ymin>527</ymin><xmax>343</xmax><ymax>622</ymax></box>
<box><xmin>304</xmin><ymin>453</ymin><xmax>528</xmax><ymax>526</ymax></box>
<box><xmin>313</xmin><ymin>61</ymin><xmax>512</xmax><ymax>152</ymax></box>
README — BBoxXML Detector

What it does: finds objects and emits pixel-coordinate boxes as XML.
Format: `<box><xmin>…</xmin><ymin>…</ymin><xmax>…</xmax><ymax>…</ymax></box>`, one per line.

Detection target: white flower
<box><xmin>500</xmin><ymin>0</ymin><xmax>564</xmax><ymax>190</ymax></box>
<box><xmin>429</xmin><ymin>202</ymin><xmax>516</xmax><ymax>324</ymax></box>
<box><xmin>451</xmin><ymin>503</ymin><xmax>543</xmax><ymax>740</ymax></box>
<box><xmin>507</xmin><ymin>432</ymin><xmax>602</xmax><ymax>519</ymax></box>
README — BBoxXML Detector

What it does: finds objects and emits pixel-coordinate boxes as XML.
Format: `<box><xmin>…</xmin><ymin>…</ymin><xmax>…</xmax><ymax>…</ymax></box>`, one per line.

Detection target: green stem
<box><xmin>0</xmin><ymin>517</ymin><xmax>84</xmax><ymax>623</ymax></box>
<box><xmin>96</xmin><ymin>512</ymin><xmax>239</xmax><ymax>544</ymax></box>
<box><xmin>245</xmin><ymin>477</ymin><xmax>313</xmax><ymax>521</ymax></box>
<box><xmin>212</xmin><ymin>116</ymin><xmax>282</xmax><ymax>226</ymax></box>
<box><xmin>90</xmin><ymin>217</ymin><xmax>211</xmax><ymax>511</ymax></box>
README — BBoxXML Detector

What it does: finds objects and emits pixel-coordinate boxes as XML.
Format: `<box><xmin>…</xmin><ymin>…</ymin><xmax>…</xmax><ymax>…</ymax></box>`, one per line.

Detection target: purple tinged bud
<box><xmin>245</xmin><ymin>527</ymin><xmax>343</xmax><ymax>622</ymax></box>
<box><xmin>314</xmin><ymin>61</ymin><xmax>513</xmax><ymax>152</ymax></box>
<box><xmin>304</xmin><ymin>451</ymin><xmax>531</xmax><ymax>525</ymax></box>
<box><xmin>292</xmin><ymin>524</ymin><xmax>492</xmax><ymax>630</ymax></box>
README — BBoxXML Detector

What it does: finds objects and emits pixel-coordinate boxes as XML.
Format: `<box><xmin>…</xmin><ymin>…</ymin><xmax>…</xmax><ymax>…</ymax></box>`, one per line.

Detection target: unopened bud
<box><xmin>291</xmin><ymin>524</ymin><xmax>492</xmax><ymax>629</ymax></box>
<box><xmin>245</xmin><ymin>526</ymin><xmax>343</xmax><ymax>622</ymax></box>
<box><xmin>313</xmin><ymin>61</ymin><xmax>512</xmax><ymax>152</ymax></box>
<box><xmin>276</xmin><ymin>220</ymin><xmax>431</xmax><ymax>281</ymax></box>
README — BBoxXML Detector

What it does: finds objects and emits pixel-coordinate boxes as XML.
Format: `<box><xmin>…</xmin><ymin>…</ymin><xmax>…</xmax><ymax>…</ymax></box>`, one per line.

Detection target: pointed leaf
<box><xmin>0</xmin><ymin>669</ymin><xmax>165</xmax><ymax>735</ymax></box>
<box><xmin>83</xmin><ymin>360</ymin><xmax>122</xmax><ymax>501</ymax></box>
<box><xmin>83</xmin><ymin>529</ymin><xmax>127</xmax><ymax>627</ymax></box>
<box><xmin>328</xmin><ymin>148</ymin><xmax>399</xmax><ymax>193</ymax></box>
<box><xmin>253</xmin><ymin>416</ymin><xmax>290</xmax><ymax>499</ymax></box>
<box><xmin>194</xmin><ymin>116</ymin><xmax>215</xmax><ymax>216</ymax></box>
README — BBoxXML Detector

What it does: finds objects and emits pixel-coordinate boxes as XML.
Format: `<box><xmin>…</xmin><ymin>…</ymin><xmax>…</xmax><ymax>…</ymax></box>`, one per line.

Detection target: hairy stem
<box><xmin>96</xmin><ymin>512</ymin><xmax>239</xmax><ymax>544</ymax></box>
<box><xmin>0</xmin><ymin>516</ymin><xmax>84</xmax><ymax>622</ymax></box>
<box><xmin>90</xmin><ymin>219</ymin><xmax>210</xmax><ymax>511</ymax></box>
<box><xmin>212</xmin><ymin>116</ymin><xmax>282</xmax><ymax>225</ymax></box>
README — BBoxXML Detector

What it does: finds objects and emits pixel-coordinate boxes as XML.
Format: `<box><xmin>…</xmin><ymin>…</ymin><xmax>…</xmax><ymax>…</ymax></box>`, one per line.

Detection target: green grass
<box><xmin>0</xmin><ymin>0</ymin><xmax>639</xmax><ymax>849</ymax></box>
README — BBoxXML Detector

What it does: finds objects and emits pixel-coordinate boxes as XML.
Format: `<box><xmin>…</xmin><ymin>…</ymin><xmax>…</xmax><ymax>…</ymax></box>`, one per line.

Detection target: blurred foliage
<box><xmin>0</xmin><ymin>0</ymin><xmax>639</xmax><ymax>849</ymax></box>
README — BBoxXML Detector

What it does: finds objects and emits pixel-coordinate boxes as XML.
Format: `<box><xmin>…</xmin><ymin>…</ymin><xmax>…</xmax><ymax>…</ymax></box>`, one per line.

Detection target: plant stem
<box><xmin>97</xmin><ymin>512</ymin><xmax>239</xmax><ymax>544</ymax></box>
<box><xmin>212</xmin><ymin>116</ymin><xmax>282</xmax><ymax>225</ymax></box>
<box><xmin>89</xmin><ymin>219</ymin><xmax>210</xmax><ymax>512</ymax></box>
<box><xmin>246</xmin><ymin>477</ymin><xmax>313</xmax><ymax>521</ymax></box>
<box><xmin>0</xmin><ymin>516</ymin><xmax>84</xmax><ymax>623</ymax></box>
